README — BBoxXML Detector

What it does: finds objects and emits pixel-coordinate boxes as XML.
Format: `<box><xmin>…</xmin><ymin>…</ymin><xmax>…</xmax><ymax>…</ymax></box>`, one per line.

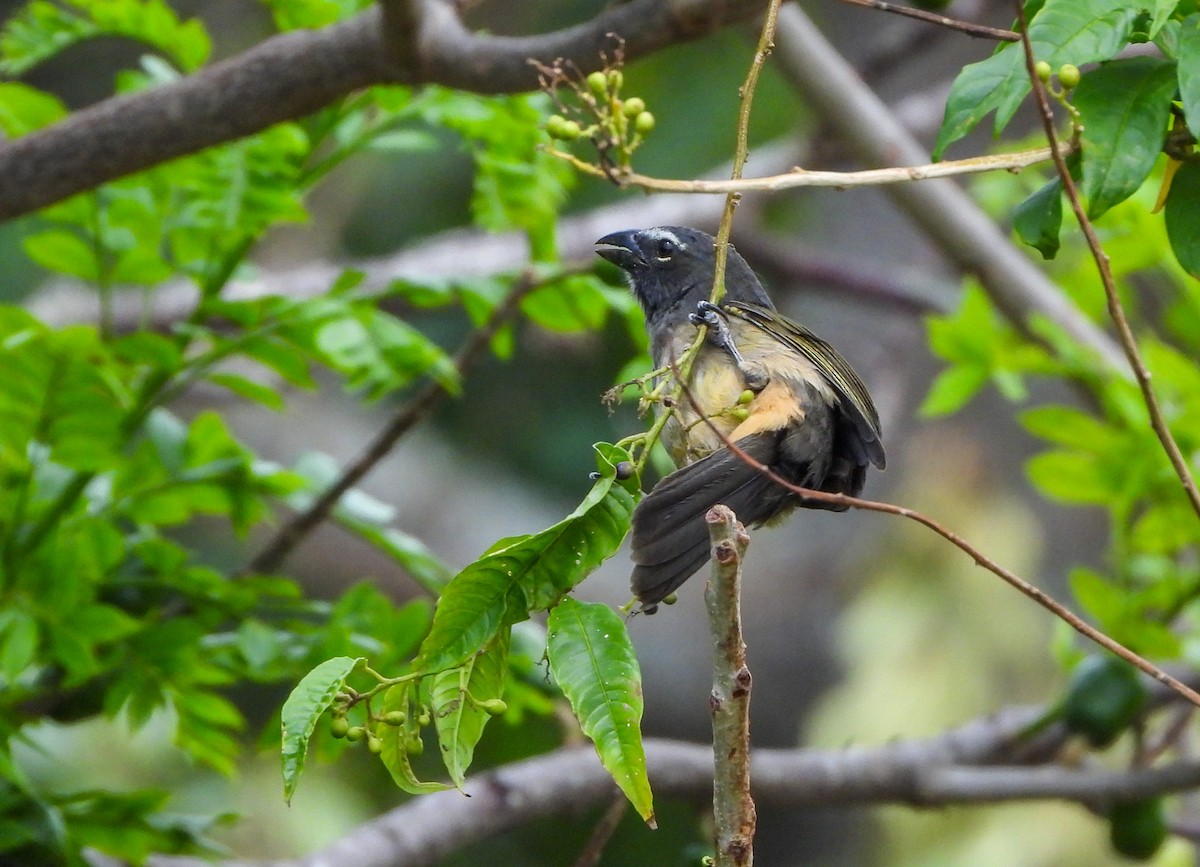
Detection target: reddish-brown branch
<box><xmin>672</xmin><ymin>370</ymin><xmax>1200</xmax><ymax>710</ymax></box>
<box><xmin>836</xmin><ymin>0</ymin><xmax>1020</xmax><ymax>41</ymax></box>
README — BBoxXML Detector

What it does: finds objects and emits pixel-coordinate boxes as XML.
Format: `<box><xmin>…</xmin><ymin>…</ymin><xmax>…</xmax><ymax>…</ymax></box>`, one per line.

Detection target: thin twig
<box><xmin>837</xmin><ymin>0</ymin><xmax>1019</xmax><ymax>41</ymax></box>
<box><xmin>571</xmin><ymin>792</ymin><xmax>628</xmax><ymax>867</ymax></box>
<box><xmin>547</xmin><ymin>143</ymin><xmax>1073</xmax><ymax>195</ymax></box>
<box><xmin>672</xmin><ymin>370</ymin><xmax>1200</xmax><ymax>710</ymax></box>
<box><xmin>246</xmin><ymin>270</ymin><xmax>541</xmax><ymax>574</ymax></box>
<box><xmin>1014</xmin><ymin>2</ymin><xmax>1200</xmax><ymax>525</ymax></box>
<box><xmin>705</xmin><ymin>506</ymin><xmax>757</xmax><ymax>867</ymax></box>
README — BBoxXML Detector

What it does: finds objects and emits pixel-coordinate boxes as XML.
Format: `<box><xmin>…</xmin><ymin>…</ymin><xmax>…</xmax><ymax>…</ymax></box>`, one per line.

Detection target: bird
<box><xmin>595</xmin><ymin>226</ymin><xmax>886</xmax><ymax>612</ymax></box>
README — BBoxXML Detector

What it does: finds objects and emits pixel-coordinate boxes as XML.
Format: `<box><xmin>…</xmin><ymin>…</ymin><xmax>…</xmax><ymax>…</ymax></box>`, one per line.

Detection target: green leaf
<box><xmin>377</xmin><ymin>685</ymin><xmax>453</xmax><ymax>794</ymax></box>
<box><xmin>0</xmin><ymin>610</ymin><xmax>39</xmax><ymax>681</ymax></box>
<box><xmin>1019</xmin><ymin>405</ymin><xmax>1119</xmax><ymax>450</ymax></box>
<box><xmin>547</xmin><ymin>598</ymin><xmax>654</xmax><ymax>825</ymax></box>
<box><xmin>205</xmin><ymin>372</ymin><xmax>285</xmax><ymax>411</ymax></box>
<box><xmin>1178</xmin><ymin>14</ymin><xmax>1200</xmax><ymax>132</ymax></box>
<box><xmin>919</xmin><ymin>364</ymin><xmax>989</xmax><ymax>417</ymax></box>
<box><xmin>281</xmin><ymin>656</ymin><xmax>361</xmax><ymax>803</ymax></box>
<box><xmin>521</xmin><ymin>275</ymin><xmax>610</xmax><ymax>333</ymax></box>
<box><xmin>431</xmin><ymin>629</ymin><xmax>509</xmax><ymax>788</ymax></box>
<box><xmin>351</xmin><ymin>524</ymin><xmax>454</xmax><ymax>594</ymax></box>
<box><xmin>0</xmin><ymin>0</ymin><xmax>212</xmax><ymax>75</ymax></box>
<box><xmin>1069</xmin><ymin>567</ymin><xmax>1125</xmax><ymax>626</ymax></box>
<box><xmin>1026</xmin><ymin>450</ymin><xmax>1116</xmax><ymax>503</ymax></box>
<box><xmin>934</xmin><ymin>0</ymin><xmax>1140</xmax><ymax>158</ymax></box>
<box><xmin>1012</xmin><ymin>176</ymin><xmax>1064</xmax><ymax>259</ymax></box>
<box><xmin>1149</xmin><ymin>0</ymin><xmax>1181</xmax><ymax>38</ymax></box>
<box><xmin>0</xmin><ymin>83</ymin><xmax>67</xmax><ymax>135</ymax></box>
<box><xmin>414</xmin><ymin>443</ymin><xmax>639</xmax><ymax>675</ymax></box>
<box><xmin>1164</xmin><ymin>161</ymin><xmax>1200</xmax><ymax>278</ymax></box>
<box><xmin>1075</xmin><ymin>56</ymin><xmax>1177</xmax><ymax>219</ymax></box>
<box><xmin>22</xmin><ymin>230</ymin><xmax>100</xmax><ymax>280</ymax></box>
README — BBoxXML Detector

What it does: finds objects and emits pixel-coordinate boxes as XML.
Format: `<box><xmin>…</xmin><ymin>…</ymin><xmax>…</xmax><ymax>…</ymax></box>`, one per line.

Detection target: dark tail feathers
<box><xmin>630</xmin><ymin>433</ymin><xmax>790</xmax><ymax>611</ymax></box>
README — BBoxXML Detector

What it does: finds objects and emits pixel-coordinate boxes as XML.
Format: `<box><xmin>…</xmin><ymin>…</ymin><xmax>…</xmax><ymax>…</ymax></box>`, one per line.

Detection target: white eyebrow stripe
<box><xmin>642</xmin><ymin>227</ymin><xmax>683</xmax><ymax>248</ymax></box>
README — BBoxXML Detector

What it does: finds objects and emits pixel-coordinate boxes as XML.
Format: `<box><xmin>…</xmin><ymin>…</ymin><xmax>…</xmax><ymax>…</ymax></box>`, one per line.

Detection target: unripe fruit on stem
<box><xmin>405</xmin><ymin>735</ymin><xmax>425</xmax><ymax>756</ymax></box>
<box><xmin>737</xmin><ymin>389</ymin><xmax>755</xmax><ymax>405</ymax></box>
<box><xmin>622</xmin><ymin>97</ymin><xmax>646</xmax><ymax>118</ymax></box>
<box><xmin>587</xmin><ymin>71</ymin><xmax>608</xmax><ymax>99</ymax></box>
<box><xmin>607</xmin><ymin>69</ymin><xmax>623</xmax><ymax>91</ymax></box>
<box><xmin>366</xmin><ymin>734</ymin><xmax>383</xmax><ymax>755</ymax></box>
<box><xmin>480</xmin><ymin>698</ymin><xmax>508</xmax><ymax>717</ymax></box>
<box><xmin>382</xmin><ymin>711</ymin><xmax>407</xmax><ymax>726</ymax></box>
<box><xmin>417</xmin><ymin>711</ymin><xmax>431</xmax><ymax>726</ymax></box>
<box><xmin>729</xmin><ymin>407</ymin><xmax>750</xmax><ymax>422</ymax></box>
<box><xmin>1058</xmin><ymin>64</ymin><xmax>1081</xmax><ymax>89</ymax></box>
<box><xmin>345</xmin><ymin>726</ymin><xmax>365</xmax><ymax>742</ymax></box>
<box><xmin>662</xmin><ymin>592</ymin><xmax>678</xmax><ymax>605</ymax></box>
<box><xmin>330</xmin><ymin>718</ymin><xmax>350</xmax><ymax>738</ymax></box>
<box><xmin>1034</xmin><ymin>60</ymin><xmax>1052</xmax><ymax>83</ymax></box>
<box><xmin>634</xmin><ymin>112</ymin><xmax>656</xmax><ymax>134</ymax></box>
<box><xmin>615</xmin><ymin>461</ymin><xmax>635</xmax><ymax>480</ymax></box>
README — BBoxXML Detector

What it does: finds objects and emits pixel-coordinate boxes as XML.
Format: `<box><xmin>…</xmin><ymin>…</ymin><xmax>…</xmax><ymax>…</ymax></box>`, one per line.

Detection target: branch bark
<box><xmin>705</xmin><ymin>506</ymin><xmax>756</xmax><ymax>867</ymax></box>
<box><xmin>99</xmin><ymin>697</ymin><xmax>1200</xmax><ymax>867</ymax></box>
<box><xmin>0</xmin><ymin>0</ymin><xmax>770</xmax><ymax>223</ymax></box>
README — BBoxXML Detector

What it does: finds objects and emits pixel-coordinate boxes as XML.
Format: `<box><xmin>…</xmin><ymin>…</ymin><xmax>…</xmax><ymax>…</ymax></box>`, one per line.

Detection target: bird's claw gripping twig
<box><xmin>690</xmin><ymin>301</ymin><xmax>745</xmax><ymax>365</ymax></box>
<box><xmin>690</xmin><ymin>301</ymin><xmax>769</xmax><ymax>392</ymax></box>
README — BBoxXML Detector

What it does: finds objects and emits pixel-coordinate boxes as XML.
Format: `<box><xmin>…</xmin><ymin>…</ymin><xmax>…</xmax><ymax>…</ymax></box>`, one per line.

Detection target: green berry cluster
<box><xmin>543</xmin><ymin>66</ymin><xmax>656</xmax><ymax>170</ymax></box>
<box><xmin>327</xmin><ymin>685</ymin><xmax>507</xmax><ymax>759</ymax></box>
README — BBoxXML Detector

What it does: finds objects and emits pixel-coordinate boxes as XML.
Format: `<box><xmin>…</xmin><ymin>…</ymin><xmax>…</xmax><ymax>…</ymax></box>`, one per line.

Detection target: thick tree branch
<box><xmin>0</xmin><ymin>0</ymin><xmax>770</xmax><ymax>223</ymax></box>
<box><xmin>109</xmin><ymin>699</ymin><xmax>1200</xmax><ymax>867</ymax></box>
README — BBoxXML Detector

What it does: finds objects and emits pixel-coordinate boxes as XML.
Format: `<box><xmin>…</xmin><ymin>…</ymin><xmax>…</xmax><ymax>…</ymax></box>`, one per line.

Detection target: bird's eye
<box><xmin>654</xmin><ymin>238</ymin><xmax>677</xmax><ymax>261</ymax></box>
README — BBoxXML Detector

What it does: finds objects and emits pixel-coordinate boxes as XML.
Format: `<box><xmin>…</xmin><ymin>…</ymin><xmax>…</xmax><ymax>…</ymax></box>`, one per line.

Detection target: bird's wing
<box><xmin>722</xmin><ymin>300</ymin><xmax>886</xmax><ymax>469</ymax></box>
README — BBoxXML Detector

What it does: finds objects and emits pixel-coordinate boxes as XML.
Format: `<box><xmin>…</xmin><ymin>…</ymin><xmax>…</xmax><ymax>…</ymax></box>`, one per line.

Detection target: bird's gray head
<box><xmin>594</xmin><ymin>226</ymin><xmax>773</xmax><ymax>327</ymax></box>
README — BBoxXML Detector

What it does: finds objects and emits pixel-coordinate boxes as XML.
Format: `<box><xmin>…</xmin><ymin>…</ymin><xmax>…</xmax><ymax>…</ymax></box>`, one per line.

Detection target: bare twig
<box><xmin>1014</xmin><ymin>3</ymin><xmax>1200</xmax><ymax>525</ymax></box>
<box><xmin>548</xmin><ymin>143</ymin><xmax>1074</xmax><ymax>194</ymax></box>
<box><xmin>674</xmin><ymin>374</ymin><xmax>1200</xmax><ymax>710</ymax></box>
<box><xmin>571</xmin><ymin>793</ymin><xmax>628</xmax><ymax>867</ymax></box>
<box><xmin>245</xmin><ymin>270</ymin><xmax>539</xmax><ymax>574</ymax></box>
<box><xmin>705</xmin><ymin>507</ymin><xmax>757</xmax><ymax>867</ymax></box>
<box><xmin>836</xmin><ymin>0</ymin><xmax>1020</xmax><ymax>42</ymax></box>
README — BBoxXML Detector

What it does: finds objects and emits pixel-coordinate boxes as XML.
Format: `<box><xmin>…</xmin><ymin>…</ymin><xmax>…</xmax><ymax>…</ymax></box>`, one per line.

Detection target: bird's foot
<box><xmin>690</xmin><ymin>301</ymin><xmax>746</xmax><ymax>366</ymax></box>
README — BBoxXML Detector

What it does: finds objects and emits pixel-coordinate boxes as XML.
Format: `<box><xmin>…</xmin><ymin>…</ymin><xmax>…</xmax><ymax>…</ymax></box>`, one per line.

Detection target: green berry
<box><xmin>587</xmin><ymin>71</ymin><xmax>608</xmax><ymax>98</ymax></box>
<box><xmin>1063</xmin><ymin>656</ymin><xmax>1146</xmax><ymax>748</ymax></box>
<box><xmin>606</xmin><ymin>69</ymin><xmax>623</xmax><ymax>91</ymax></box>
<box><xmin>559</xmin><ymin>120</ymin><xmax>582</xmax><ymax>140</ymax></box>
<box><xmin>662</xmin><ymin>592</ymin><xmax>678</xmax><ymax>606</ymax></box>
<box><xmin>729</xmin><ymin>407</ymin><xmax>750</xmax><ymax>423</ymax></box>
<box><xmin>479</xmin><ymin>698</ymin><xmax>508</xmax><ymax>717</ymax></box>
<box><xmin>634</xmin><ymin>111</ymin><xmax>656</xmax><ymax>135</ymax></box>
<box><xmin>737</xmin><ymin>389</ymin><xmax>755</xmax><ymax>405</ymax></box>
<box><xmin>345</xmin><ymin>725</ymin><xmax>365</xmax><ymax>742</ymax></box>
<box><xmin>1034</xmin><ymin>60</ymin><xmax>1052</xmax><ymax>83</ymax></box>
<box><xmin>405</xmin><ymin>735</ymin><xmax>425</xmax><ymax>756</ymax></box>
<box><xmin>382</xmin><ymin>711</ymin><xmax>407</xmax><ymax>726</ymax></box>
<box><xmin>330</xmin><ymin>717</ymin><xmax>350</xmax><ymax>738</ymax></box>
<box><xmin>1109</xmin><ymin>798</ymin><xmax>1167</xmax><ymax>860</ymax></box>
<box><xmin>1058</xmin><ymin>63</ymin><xmax>1081</xmax><ymax>89</ymax></box>
<box><xmin>417</xmin><ymin>711</ymin><xmax>431</xmax><ymax>727</ymax></box>
<box><xmin>621</xmin><ymin>97</ymin><xmax>646</xmax><ymax>118</ymax></box>
<box><xmin>366</xmin><ymin>734</ymin><xmax>383</xmax><ymax>755</ymax></box>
